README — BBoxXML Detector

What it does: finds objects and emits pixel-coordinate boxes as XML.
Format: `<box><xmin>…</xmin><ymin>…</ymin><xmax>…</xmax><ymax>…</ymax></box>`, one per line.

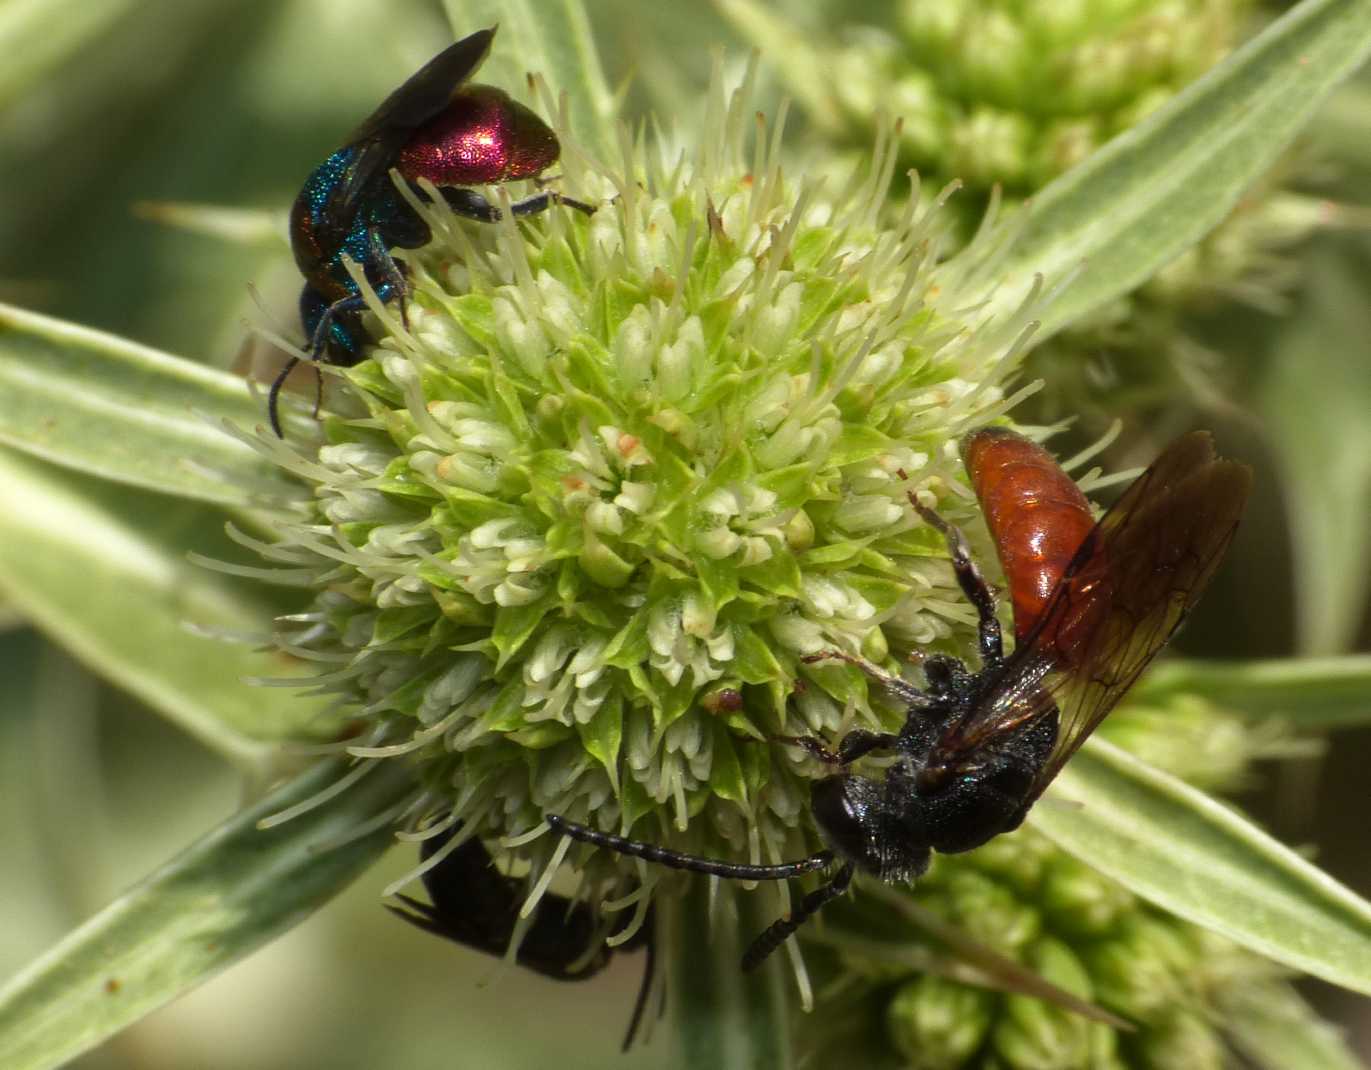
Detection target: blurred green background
<box><xmin>0</xmin><ymin>0</ymin><xmax>1368</xmax><ymax>1066</ymax></box>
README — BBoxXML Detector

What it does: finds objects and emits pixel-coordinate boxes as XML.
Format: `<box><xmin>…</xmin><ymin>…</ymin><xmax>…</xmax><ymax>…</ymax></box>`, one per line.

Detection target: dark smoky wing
<box><xmin>938</xmin><ymin>648</ymin><xmax>1061</xmax><ymax>763</ymax></box>
<box><xmin>935</xmin><ymin>432</ymin><xmax>1251</xmax><ymax>789</ymax></box>
<box><xmin>329</xmin><ymin>28</ymin><xmax>497</xmax><ymax>230</ymax></box>
<box><xmin>1022</xmin><ymin>434</ymin><xmax>1251</xmax><ymax>797</ymax></box>
<box><xmin>348</xmin><ymin>28</ymin><xmax>494</xmax><ymax>143</ymax></box>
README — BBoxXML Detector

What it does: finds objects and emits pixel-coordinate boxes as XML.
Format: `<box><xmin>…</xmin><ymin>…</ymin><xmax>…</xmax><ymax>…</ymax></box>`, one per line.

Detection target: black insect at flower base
<box><xmin>273</xmin><ymin>26</ymin><xmax>594</xmax><ymax>436</ymax></box>
<box><xmin>546</xmin><ymin>429</ymin><xmax>1252</xmax><ymax>968</ymax></box>
<box><xmin>388</xmin><ymin>822</ymin><xmax>657</xmax><ymax>1051</ymax></box>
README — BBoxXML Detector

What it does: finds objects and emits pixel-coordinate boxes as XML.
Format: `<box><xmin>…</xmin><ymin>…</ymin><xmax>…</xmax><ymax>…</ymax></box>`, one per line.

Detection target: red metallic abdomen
<box><xmin>962</xmin><ymin>428</ymin><xmax>1097</xmax><ymax>648</ymax></box>
<box><xmin>397</xmin><ymin>85</ymin><xmax>560</xmax><ymax>187</ymax></box>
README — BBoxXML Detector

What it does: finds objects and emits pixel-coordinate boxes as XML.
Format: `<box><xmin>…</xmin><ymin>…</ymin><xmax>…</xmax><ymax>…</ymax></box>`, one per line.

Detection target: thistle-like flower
<box><xmin>240</xmin><ymin>61</ymin><xmax>1040</xmax><ymax>955</ymax></box>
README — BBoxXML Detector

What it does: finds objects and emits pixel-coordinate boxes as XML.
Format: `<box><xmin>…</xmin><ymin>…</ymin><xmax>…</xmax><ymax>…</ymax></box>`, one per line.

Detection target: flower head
<box><xmin>819</xmin><ymin>0</ymin><xmax>1254</xmax><ymax>219</ymax></box>
<box><xmin>246</xmin><ymin>61</ymin><xmax>1038</xmax><ymax>943</ymax></box>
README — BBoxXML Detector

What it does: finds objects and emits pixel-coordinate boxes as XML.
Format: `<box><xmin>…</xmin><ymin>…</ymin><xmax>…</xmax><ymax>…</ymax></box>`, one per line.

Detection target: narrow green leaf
<box><xmin>1139</xmin><ymin>656</ymin><xmax>1371</xmax><ymax>727</ymax></box>
<box><xmin>1033</xmin><ymin>739</ymin><xmax>1371</xmax><ymax>996</ymax></box>
<box><xmin>447</xmin><ymin>0</ymin><xmax>615</xmax><ymax>161</ymax></box>
<box><xmin>0</xmin><ymin>448</ymin><xmax>326</xmax><ymax>769</ymax></box>
<box><xmin>0</xmin><ymin>758</ymin><xmax>412</xmax><ymax>1070</ymax></box>
<box><xmin>1220</xmin><ymin>981</ymin><xmax>1366</xmax><ymax>1070</ymax></box>
<box><xmin>1257</xmin><ymin>246</ymin><xmax>1371</xmax><ymax>654</ymax></box>
<box><xmin>974</xmin><ymin>0</ymin><xmax>1371</xmax><ymax>341</ymax></box>
<box><xmin>1311</xmin><ymin>77</ymin><xmax>1371</xmax><ymax>173</ymax></box>
<box><xmin>0</xmin><ymin>302</ymin><xmax>292</xmax><ymax>508</ymax></box>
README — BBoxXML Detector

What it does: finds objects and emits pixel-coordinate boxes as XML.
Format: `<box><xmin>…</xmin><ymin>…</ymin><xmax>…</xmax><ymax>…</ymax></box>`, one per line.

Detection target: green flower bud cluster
<box><xmin>813</xmin><ymin>829</ymin><xmax>1276</xmax><ymax>1070</ymax></box>
<box><xmin>253</xmin><ymin>68</ymin><xmax>1037</xmax><ymax>913</ymax></box>
<box><xmin>830</xmin><ymin>0</ymin><xmax>1250</xmax><ymax>210</ymax></box>
<box><xmin>784</xmin><ymin>1</ymin><xmax>1244</xmax><ymax>211</ymax></box>
<box><xmin>724</xmin><ymin>0</ymin><xmax>1332</xmax><ymax>429</ymax></box>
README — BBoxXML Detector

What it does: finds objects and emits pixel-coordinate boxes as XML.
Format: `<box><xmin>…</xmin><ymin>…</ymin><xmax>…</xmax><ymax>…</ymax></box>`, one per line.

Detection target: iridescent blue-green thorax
<box><xmin>289</xmin><ymin>147</ymin><xmax>431</xmax><ymax>306</ymax></box>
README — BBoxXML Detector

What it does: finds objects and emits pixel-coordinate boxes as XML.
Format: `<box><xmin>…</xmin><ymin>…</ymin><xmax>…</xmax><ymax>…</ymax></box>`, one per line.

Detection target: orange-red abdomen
<box><xmin>962</xmin><ymin>428</ymin><xmax>1096</xmax><ymax>645</ymax></box>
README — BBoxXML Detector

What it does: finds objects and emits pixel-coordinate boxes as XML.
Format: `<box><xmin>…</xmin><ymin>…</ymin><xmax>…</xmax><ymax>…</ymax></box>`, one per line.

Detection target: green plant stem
<box><xmin>664</xmin><ymin>883</ymin><xmax>795</xmax><ymax>1070</ymax></box>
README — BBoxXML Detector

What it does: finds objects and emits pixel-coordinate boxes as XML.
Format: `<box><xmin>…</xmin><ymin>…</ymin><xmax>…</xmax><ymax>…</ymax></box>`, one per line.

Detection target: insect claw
<box><xmin>908</xmin><ymin>494</ymin><xmax>951</xmax><ymax>534</ymax></box>
<box><xmin>768</xmin><ymin>734</ymin><xmax>846</xmax><ymax>765</ymax></box>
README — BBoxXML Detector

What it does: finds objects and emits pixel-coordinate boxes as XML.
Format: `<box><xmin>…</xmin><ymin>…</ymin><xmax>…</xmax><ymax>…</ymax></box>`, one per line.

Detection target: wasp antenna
<box><xmin>266</xmin><ymin>356</ymin><xmax>301</xmax><ymax>438</ymax></box>
<box><xmin>545</xmin><ymin>814</ymin><xmax>834</xmax><ymax>880</ymax></box>
<box><xmin>740</xmin><ymin>864</ymin><xmax>854</xmax><ymax>971</ymax></box>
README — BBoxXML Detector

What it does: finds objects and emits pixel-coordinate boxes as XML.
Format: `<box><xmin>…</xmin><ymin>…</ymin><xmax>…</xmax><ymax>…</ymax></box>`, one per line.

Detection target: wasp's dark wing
<box><xmin>936</xmin><ymin>432</ymin><xmax>1251</xmax><ymax>797</ymax></box>
<box><xmin>347</xmin><ymin>28</ymin><xmax>494</xmax><ymax>143</ymax></box>
<box><xmin>324</xmin><ymin>28</ymin><xmax>496</xmax><ymax>238</ymax></box>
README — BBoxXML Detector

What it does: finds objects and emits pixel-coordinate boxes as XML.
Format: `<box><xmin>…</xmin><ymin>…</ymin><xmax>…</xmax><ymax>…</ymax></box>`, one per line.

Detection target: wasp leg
<box><xmin>800</xmin><ymin>650</ymin><xmax>929</xmax><ymax>707</ymax></box>
<box><xmin>771</xmin><ymin>730</ymin><xmax>899</xmax><ymax>766</ymax></box>
<box><xmin>272</xmin><ymin>273</ymin><xmax>407</xmax><ymax>437</ymax></box>
<box><xmin>740</xmin><ymin>863</ymin><xmax>855</xmax><ymax>971</ymax></box>
<box><xmin>440</xmin><ymin>187</ymin><xmax>596</xmax><ymax>223</ymax></box>
<box><xmin>365</xmin><ymin>227</ymin><xmax>412</xmax><ymax>333</ymax></box>
<box><xmin>910</xmin><ymin>498</ymin><xmax>1004</xmax><ymax>668</ymax></box>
